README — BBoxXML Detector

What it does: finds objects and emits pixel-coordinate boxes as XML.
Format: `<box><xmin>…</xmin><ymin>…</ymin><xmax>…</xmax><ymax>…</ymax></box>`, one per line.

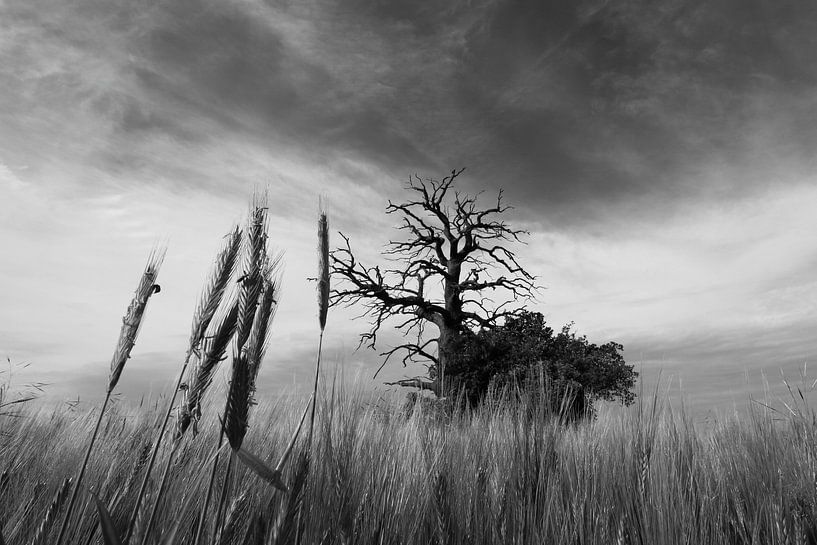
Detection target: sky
<box><xmin>2</xmin><ymin>0</ymin><xmax>817</xmax><ymax>418</ymax></box>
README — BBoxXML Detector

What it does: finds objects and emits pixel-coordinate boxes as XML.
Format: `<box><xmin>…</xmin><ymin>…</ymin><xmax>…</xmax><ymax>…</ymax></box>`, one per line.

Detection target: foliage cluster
<box><xmin>447</xmin><ymin>311</ymin><xmax>638</xmax><ymax>415</ymax></box>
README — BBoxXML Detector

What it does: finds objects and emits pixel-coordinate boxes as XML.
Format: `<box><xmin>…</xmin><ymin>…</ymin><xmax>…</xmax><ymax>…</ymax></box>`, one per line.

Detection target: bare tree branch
<box><xmin>384</xmin><ymin>378</ymin><xmax>439</xmax><ymax>395</ymax></box>
<box><xmin>330</xmin><ymin>168</ymin><xmax>539</xmax><ymax>396</ymax></box>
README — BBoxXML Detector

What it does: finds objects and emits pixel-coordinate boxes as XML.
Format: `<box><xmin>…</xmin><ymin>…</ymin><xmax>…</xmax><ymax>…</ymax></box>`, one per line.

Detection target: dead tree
<box><xmin>331</xmin><ymin>169</ymin><xmax>537</xmax><ymax>397</ymax></box>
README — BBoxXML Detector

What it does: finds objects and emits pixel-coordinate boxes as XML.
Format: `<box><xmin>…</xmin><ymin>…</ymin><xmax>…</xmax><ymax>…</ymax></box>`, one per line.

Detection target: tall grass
<box><xmin>3</xmin><ymin>378</ymin><xmax>817</xmax><ymax>544</ymax></box>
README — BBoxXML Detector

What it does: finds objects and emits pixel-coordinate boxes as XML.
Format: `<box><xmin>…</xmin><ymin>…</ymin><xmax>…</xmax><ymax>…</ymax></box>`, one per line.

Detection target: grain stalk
<box><xmin>195</xmin><ymin>201</ymin><xmax>269</xmax><ymax>545</ymax></box>
<box><xmin>215</xmin><ymin>270</ymin><xmax>279</xmax><ymax>542</ymax></box>
<box><xmin>55</xmin><ymin>248</ymin><xmax>165</xmax><ymax>545</ymax></box>
<box><xmin>178</xmin><ymin>299</ymin><xmax>240</xmax><ymax>439</ymax></box>
<box><xmin>129</xmin><ymin>227</ymin><xmax>242</xmax><ymax>545</ymax></box>
<box><xmin>308</xmin><ymin>208</ymin><xmax>330</xmax><ymax>449</ymax></box>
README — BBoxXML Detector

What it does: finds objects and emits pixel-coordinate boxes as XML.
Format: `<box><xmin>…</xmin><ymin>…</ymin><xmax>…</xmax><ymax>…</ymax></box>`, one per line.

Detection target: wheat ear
<box><xmin>308</xmin><ymin>209</ymin><xmax>330</xmax><ymax>448</ymax></box>
<box><xmin>177</xmin><ymin>298</ymin><xmax>240</xmax><ymax>439</ymax></box>
<box><xmin>236</xmin><ymin>199</ymin><xmax>268</xmax><ymax>352</ymax></box>
<box><xmin>247</xmin><ymin>265</ymin><xmax>281</xmax><ymax>388</ymax></box>
<box><xmin>190</xmin><ymin>226</ymin><xmax>243</xmax><ymax>350</ymax></box>
<box><xmin>317</xmin><ymin>209</ymin><xmax>330</xmax><ymax>332</ymax></box>
<box><xmin>128</xmin><ymin>228</ymin><xmax>240</xmax><ymax>545</ymax></box>
<box><xmin>215</xmin><ymin>269</ymin><xmax>280</xmax><ymax>540</ymax></box>
<box><xmin>220</xmin><ymin>270</ymin><xmax>281</xmax><ymax>453</ymax></box>
<box><xmin>55</xmin><ymin>248</ymin><xmax>165</xmax><ymax>545</ymax></box>
<box><xmin>225</xmin><ymin>269</ymin><xmax>282</xmax><ymax>455</ymax></box>
<box><xmin>195</xmin><ymin>201</ymin><xmax>269</xmax><ymax>545</ymax></box>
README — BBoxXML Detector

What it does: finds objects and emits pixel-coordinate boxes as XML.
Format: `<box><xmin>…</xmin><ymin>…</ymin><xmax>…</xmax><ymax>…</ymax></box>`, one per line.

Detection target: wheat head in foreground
<box><xmin>129</xmin><ymin>227</ymin><xmax>242</xmax><ymax>545</ymax></box>
<box><xmin>308</xmin><ymin>207</ymin><xmax>330</xmax><ymax>448</ymax></box>
<box><xmin>55</xmin><ymin>248</ymin><xmax>165</xmax><ymax>545</ymax></box>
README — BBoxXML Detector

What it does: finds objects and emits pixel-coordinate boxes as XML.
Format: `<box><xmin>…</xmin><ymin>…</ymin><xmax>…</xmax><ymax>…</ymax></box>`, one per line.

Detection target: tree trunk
<box><xmin>438</xmin><ymin>259</ymin><xmax>462</xmax><ymax>398</ymax></box>
<box><xmin>436</xmin><ymin>323</ymin><xmax>458</xmax><ymax>397</ymax></box>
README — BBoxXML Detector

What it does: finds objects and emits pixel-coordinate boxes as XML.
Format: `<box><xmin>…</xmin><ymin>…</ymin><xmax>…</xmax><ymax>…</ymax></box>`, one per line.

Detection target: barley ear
<box><xmin>308</xmin><ymin>207</ymin><xmax>329</xmax><ymax>448</ymax></box>
<box><xmin>225</xmin><ymin>352</ymin><xmax>252</xmax><ymax>451</ymax></box>
<box><xmin>189</xmin><ymin>226</ymin><xmax>242</xmax><ymax>352</ymax></box>
<box><xmin>226</xmin><ymin>214</ymin><xmax>279</xmax><ymax>450</ymax></box>
<box><xmin>178</xmin><ymin>299</ymin><xmax>240</xmax><ymax>439</ymax></box>
<box><xmin>56</xmin><ymin>250</ymin><xmax>165</xmax><ymax>545</ymax></box>
<box><xmin>247</xmin><ymin>265</ymin><xmax>282</xmax><ymax>388</ymax></box>
<box><xmin>317</xmin><ymin>210</ymin><xmax>329</xmax><ymax>331</ymax></box>
<box><xmin>108</xmin><ymin>247</ymin><xmax>166</xmax><ymax>392</ymax></box>
<box><xmin>236</xmin><ymin>199</ymin><xmax>268</xmax><ymax>352</ymax></box>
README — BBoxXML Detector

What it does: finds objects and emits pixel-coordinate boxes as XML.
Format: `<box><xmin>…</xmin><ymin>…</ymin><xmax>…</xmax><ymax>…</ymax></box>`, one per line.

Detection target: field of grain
<box><xmin>2</xmin><ymin>380</ymin><xmax>816</xmax><ymax>545</ymax></box>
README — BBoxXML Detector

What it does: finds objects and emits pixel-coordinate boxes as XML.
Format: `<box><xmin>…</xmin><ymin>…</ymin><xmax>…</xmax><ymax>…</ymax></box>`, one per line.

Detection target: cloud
<box><xmin>6</xmin><ymin>0</ymin><xmax>817</xmax><ymax>223</ymax></box>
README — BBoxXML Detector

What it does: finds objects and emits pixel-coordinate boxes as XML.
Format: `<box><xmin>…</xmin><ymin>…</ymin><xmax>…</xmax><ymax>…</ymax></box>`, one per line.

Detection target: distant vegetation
<box><xmin>0</xmin><ymin>176</ymin><xmax>814</xmax><ymax>544</ymax></box>
<box><xmin>448</xmin><ymin>310</ymin><xmax>637</xmax><ymax>417</ymax></box>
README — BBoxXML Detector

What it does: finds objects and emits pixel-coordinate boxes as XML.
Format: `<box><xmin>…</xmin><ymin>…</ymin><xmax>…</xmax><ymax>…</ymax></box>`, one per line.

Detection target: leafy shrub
<box><xmin>446</xmin><ymin>311</ymin><xmax>637</xmax><ymax>417</ymax></box>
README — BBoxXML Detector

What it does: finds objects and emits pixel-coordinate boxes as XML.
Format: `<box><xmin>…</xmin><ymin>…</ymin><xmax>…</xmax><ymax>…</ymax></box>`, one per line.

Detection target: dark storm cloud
<box><xmin>450</xmin><ymin>0</ymin><xmax>817</xmax><ymax>224</ymax></box>
<box><xmin>121</xmin><ymin>0</ymin><xmax>435</xmax><ymax>172</ymax></box>
<box><xmin>9</xmin><ymin>0</ymin><xmax>817</xmax><ymax>223</ymax></box>
<box><xmin>129</xmin><ymin>0</ymin><xmax>817</xmax><ymax>222</ymax></box>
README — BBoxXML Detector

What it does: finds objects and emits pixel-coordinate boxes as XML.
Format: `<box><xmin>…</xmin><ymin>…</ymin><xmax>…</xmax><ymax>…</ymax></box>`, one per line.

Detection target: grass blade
<box><xmin>235</xmin><ymin>448</ymin><xmax>286</xmax><ymax>492</ymax></box>
<box><xmin>270</xmin><ymin>451</ymin><xmax>310</xmax><ymax>545</ymax></box>
<box><xmin>31</xmin><ymin>477</ymin><xmax>72</xmax><ymax>545</ymax></box>
<box><xmin>88</xmin><ymin>490</ymin><xmax>123</xmax><ymax>545</ymax></box>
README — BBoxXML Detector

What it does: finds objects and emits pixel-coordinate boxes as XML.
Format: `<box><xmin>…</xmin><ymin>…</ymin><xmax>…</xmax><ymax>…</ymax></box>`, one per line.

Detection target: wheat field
<box><xmin>2</xmin><ymin>380</ymin><xmax>817</xmax><ymax>545</ymax></box>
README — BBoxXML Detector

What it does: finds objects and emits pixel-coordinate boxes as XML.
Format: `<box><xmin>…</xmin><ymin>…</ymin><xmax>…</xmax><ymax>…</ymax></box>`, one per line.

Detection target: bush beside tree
<box><xmin>446</xmin><ymin>311</ymin><xmax>637</xmax><ymax>418</ymax></box>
